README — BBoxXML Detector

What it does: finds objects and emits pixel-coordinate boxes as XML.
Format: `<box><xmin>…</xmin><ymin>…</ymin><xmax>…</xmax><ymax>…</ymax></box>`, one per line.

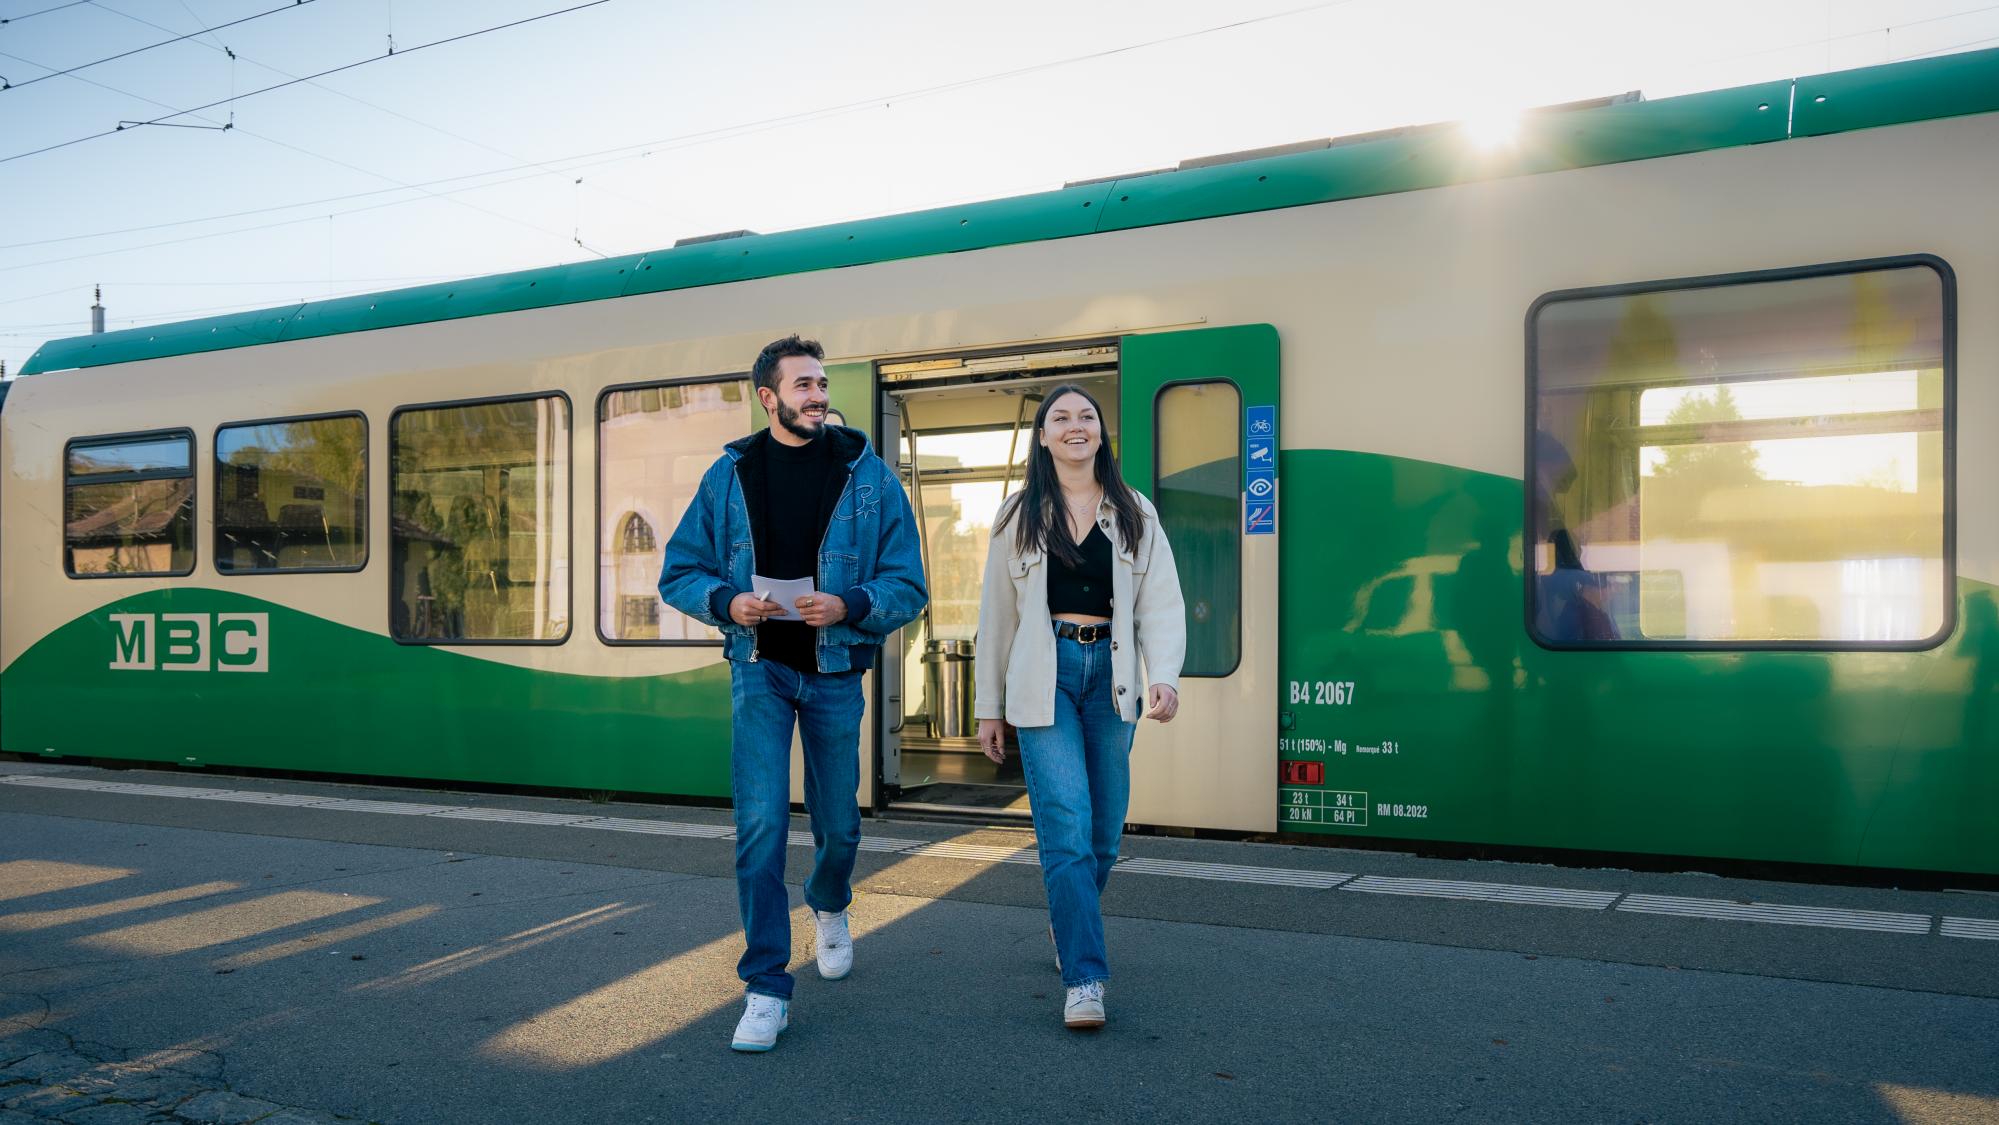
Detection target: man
<box><xmin>659</xmin><ymin>335</ymin><xmax>926</xmax><ymax>1052</ymax></box>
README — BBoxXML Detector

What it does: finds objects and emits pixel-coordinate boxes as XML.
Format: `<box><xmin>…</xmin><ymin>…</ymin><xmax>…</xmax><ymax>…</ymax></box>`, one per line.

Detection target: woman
<box><xmin>974</xmin><ymin>384</ymin><xmax>1186</xmax><ymax>1031</ymax></box>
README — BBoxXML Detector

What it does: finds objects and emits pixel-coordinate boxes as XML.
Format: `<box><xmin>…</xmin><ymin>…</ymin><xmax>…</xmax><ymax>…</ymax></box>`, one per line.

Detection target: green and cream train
<box><xmin>5</xmin><ymin>49</ymin><xmax>1997</xmax><ymax>876</ymax></box>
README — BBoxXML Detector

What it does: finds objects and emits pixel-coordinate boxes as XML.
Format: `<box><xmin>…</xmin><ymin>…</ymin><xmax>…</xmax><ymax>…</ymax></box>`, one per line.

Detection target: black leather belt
<box><xmin>1053</xmin><ymin>620</ymin><xmax>1110</xmax><ymax>643</ymax></box>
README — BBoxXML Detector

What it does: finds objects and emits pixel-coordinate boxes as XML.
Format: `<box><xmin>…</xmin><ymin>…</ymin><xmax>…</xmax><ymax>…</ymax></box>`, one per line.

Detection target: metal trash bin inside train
<box><xmin>921</xmin><ymin>638</ymin><xmax>976</xmax><ymax>739</ymax></box>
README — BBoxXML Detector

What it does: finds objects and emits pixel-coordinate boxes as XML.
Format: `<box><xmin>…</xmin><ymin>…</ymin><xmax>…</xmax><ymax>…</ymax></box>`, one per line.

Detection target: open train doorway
<box><xmin>877</xmin><ymin>343</ymin><xmax>1120</xmax><ymax>817</ymax></box>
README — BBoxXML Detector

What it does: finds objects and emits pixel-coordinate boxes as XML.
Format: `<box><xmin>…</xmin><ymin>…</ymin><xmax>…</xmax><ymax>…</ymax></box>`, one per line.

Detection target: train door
<box><xmin>875</xmin><ymin>345</ymin><xmax>1121</xmax><ymax>817</ymax></box>
<box><xmin>1119</xmin><ymin>324</ymin><xmax>1280</xmax><ymax>832</ymax></box>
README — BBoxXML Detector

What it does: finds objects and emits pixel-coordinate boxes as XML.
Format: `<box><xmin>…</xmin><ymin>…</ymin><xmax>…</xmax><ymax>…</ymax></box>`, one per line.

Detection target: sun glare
<box><xmin>1463</xmin><ymin>110</ymin><xmax>1522</xmax><ymax>150</ymax></box>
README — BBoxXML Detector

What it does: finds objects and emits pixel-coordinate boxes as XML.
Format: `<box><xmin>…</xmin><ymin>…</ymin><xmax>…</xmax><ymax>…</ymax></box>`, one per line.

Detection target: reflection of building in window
<box><xmin>610</xmin><ymin>512</ymin><xmax>663</xmax><ymax>640</ymax></box>
<box><xmin>1532</xmin><ymin>265</ymin><xmax>1948</xmax><ymax>645</ymax></box>
<box><xmin>599</xmin><ymin>380</ymin><xmax>751</xmax><ymax>642</ymax></box>
<box><xmin>65</xmin><ymin>434</ymin><xmax>196</xmax><ymax>577</ymax></box>
<box><xmin>621</xmin><ymin>512</ymin><xmax>657</xmax><ymax>554</ymax></box>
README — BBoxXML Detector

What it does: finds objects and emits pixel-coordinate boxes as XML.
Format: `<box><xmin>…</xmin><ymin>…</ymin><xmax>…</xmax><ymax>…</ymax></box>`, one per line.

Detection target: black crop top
<box><xmin>1047</xmin><ymin>525</ymin><xmax>1114</xmax><ymax>618</ymax></box>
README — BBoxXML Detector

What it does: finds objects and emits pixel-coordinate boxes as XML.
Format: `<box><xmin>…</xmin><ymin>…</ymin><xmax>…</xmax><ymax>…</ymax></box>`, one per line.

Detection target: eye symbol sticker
<box><xmin>1247</xmin><ymin>477</ymin><xmax>1275</xmax><ymax>499</ymax></box>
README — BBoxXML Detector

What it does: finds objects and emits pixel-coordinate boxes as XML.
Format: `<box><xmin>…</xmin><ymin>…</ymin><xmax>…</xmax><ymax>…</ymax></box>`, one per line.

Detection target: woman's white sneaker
<box><xmin>1063</xmin><ymin>981</ymin><xmax>1106</xmax><ymax>1029</ymax></box>
<box><xmin>813</xmin><ymin>909</ymin><xmax>853</xmax><ymax>980</ymax></box>
<box><xmin>731</xmin><ymin>993</ymin><xmax>789</xmax><ymax>1052</ymax></box>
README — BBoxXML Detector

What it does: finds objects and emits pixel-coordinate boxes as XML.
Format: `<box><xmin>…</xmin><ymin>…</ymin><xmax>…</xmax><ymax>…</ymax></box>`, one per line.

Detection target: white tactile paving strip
<box><xmin>1343</xmin><ymin>875</ymin><xmax>1620</xmax><ymax>910</ymax></box>
<box><xmin>5</xmin><ymin>771</ymin><xmax>1994</xmax><ymax>939</ymax></box>
<box><xmin>1939</xmin><ymin>916</ymin><xmax>1999</xmax><ymax>941</ymax></box>
<box><xmin>1118</xmin><ymin>857</ymin><xmax>1352</xmax><ymax>889</ymax></box>
<box><xmin>1615</xmin><ymin>893</ymin><xmax>1932</xmax><ymax>934</ymax></box>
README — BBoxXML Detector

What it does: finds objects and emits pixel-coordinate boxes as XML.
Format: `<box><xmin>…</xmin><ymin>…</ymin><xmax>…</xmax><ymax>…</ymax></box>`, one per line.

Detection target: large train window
<box><xmin>1528</xmin><ymin>257</ymin><xmax>1953</xmax><ymax>650</ymax></box>
<box><xmin>389</xmin><ymin>394</ymin><xmax>571</xmax><ymax>644</ymax></box>
<box><xmin>596</xmin><ymin>377</ymin><xmax>752</xmax><ymax>644</ymax></box>
<box><xmin>1155</xmin><ymin>381</ymin><xmax>1242</xmax><ymax>675</ymax></box>
<box><xmin>63</xmin><ymin>429</ymin><xmax>196</xmax><ymax>578</ymax></box>
<box><xmin>214</xmin><ymin>413</ymin><xmax>367</xmax><ymax>574</ymax></box>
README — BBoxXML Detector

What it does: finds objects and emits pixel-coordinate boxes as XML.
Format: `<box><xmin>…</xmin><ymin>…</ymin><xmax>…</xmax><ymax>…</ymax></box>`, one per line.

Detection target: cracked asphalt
<box><xmin>2</xmin><ymin>762</ymin><xmax>1997</xmax><ymax>1124</ymax></box>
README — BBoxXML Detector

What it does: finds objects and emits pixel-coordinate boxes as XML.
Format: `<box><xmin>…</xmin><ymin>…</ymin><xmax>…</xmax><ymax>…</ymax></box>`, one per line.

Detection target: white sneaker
<box><xmin>1063</xmin><ymin>981</ymin><xmax>1106</xmax><ymax>1030</ymax></box>
<box><xmin>731</xmin><ymin>993</ymin><xmax>789</xmax><ymax>1052</ymax></box>
<box><xmin>813</xmin><ymin>909</ymin><xmax>853</xmax><ymax>980</ymax></box>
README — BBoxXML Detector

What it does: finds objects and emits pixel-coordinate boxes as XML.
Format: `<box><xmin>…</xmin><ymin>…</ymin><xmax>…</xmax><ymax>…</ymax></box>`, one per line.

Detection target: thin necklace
<box><xmin>1064</xmin><ymin>486</ymin><xmax>1102</xmax><ymax>536</ymax></box>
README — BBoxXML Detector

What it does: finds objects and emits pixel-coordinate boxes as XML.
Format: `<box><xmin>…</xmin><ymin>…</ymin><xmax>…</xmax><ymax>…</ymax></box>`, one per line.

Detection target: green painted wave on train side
<box><xmin>1276</xmin><ymin>448</ymin><xmax>1999</xmax><ymax>875</ymax></box>
<box><xmin>0</xmin><ymin>589</ymin><xmax>734</xmax><ymax>798</ymax></box>
<box><xmin>4</xmin><ymin>449</ymin><xmax>1994</xmax><ymax>874</ymax></box>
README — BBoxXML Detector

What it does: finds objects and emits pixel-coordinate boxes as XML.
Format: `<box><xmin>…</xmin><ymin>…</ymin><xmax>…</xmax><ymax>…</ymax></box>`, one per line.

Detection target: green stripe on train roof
<box><xmin>19</xmin><ymin>46</ymin><xmax>1999</xmax><ymax>377</ymax></box>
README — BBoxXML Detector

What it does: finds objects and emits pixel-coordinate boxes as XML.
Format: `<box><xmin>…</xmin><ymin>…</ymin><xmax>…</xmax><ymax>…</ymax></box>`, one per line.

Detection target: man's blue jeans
<box><xmin>731</xmin><ymin>658</ymin><xmax>865</xmax><ymax>1000</ymax></box>
<box><xmin>1016</xmin><ymin>634</ymin><xmax>1136</xmax><ymax>987</ymax></box>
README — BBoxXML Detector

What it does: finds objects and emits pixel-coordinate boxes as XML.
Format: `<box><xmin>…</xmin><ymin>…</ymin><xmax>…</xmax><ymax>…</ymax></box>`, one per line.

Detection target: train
<box><xmin>4</xmin><ymin>46</ymin><xmax>1996</xmax><ymax>876</ymax></box>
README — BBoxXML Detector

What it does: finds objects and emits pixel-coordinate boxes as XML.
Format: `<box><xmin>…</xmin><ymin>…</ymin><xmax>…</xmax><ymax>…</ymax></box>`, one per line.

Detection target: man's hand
<box><xmin>794</xmin><ymin>593</ymin><xmax>847</xmax><ymax>627</ymax></box>
<box><xmin>729</xmin><ymin>592</ymin><xmax>784</xmax><ymax>626</ymax></box>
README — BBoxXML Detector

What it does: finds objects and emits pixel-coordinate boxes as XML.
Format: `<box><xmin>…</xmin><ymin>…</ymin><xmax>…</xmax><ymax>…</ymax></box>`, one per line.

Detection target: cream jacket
<box><xmin>973</xmin><ymin>490</ymin><xmax>1186</xmax><ymax>728</ymax></box>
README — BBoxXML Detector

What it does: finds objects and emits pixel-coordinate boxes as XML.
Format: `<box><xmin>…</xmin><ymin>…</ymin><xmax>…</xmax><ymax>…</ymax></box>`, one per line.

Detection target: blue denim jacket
<box><xmin>658</xmin><ymin>425</ymin><xmax>927</xmax><ymax>672</ymax></box>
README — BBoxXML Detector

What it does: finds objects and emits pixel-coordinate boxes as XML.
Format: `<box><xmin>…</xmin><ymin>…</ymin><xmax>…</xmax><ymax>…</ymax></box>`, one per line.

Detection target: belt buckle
<box><xmin>1081</xmin><ymin>623</ymin><xmax>1102</xmax><ymax>643</ymax></box>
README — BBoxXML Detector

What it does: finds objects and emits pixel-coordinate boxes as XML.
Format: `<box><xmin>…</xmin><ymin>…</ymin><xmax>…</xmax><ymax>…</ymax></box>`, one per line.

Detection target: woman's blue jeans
<box><xmin>730</xmin><ymin>658</ymin><xmax>864</xmax><ymax>1000</ymax></box>
<box><xmin>1016</xmin><ymin>633</ymin><xmax>1136</xmax><ymax>987</ymax></box>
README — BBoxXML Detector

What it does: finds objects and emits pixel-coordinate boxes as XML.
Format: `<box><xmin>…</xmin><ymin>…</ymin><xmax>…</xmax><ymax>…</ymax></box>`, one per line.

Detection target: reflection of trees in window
<box><xmin>391</xmin><ymin>397</ymin><xmax>570</xmax><ymax>642</ymax></box>
<box><xmin>216</xmin><ymin>416</ymin><xmax>367</xmax><ymax>572</ymax></box>
<box><xmin>65</xmin><ymin>434</ymin><xmax>195</xmax><ymax>576</ymax></box>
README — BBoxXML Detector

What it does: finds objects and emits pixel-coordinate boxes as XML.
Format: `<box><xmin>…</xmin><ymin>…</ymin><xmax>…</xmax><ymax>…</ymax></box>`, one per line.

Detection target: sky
<box><xmin>4</xmin><ymin>0</ymin><xmax>1998</xmax><ymax>377</ymax></box>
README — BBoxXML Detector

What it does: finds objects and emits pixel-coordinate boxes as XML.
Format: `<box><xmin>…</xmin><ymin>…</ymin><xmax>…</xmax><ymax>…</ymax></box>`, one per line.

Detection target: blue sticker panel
<box><xmin>1245</xmin><ymin>404</ymin><xmax>1277</xmax><ymax>535</ymax></box>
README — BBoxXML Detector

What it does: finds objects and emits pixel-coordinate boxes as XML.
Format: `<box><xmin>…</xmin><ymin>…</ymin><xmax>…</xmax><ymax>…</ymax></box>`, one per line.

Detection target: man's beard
<box><xmin>776</xmin><ymin>400</ymin><xmax>824</xmax><ymax>441</ymax></box>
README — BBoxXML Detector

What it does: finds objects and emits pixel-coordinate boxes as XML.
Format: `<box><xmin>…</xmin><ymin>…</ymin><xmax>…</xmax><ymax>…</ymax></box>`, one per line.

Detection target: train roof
<box><xmin>19</xmin><ymin>45</ymin><xmax>1999</xmax><ymax>377</ymax></box>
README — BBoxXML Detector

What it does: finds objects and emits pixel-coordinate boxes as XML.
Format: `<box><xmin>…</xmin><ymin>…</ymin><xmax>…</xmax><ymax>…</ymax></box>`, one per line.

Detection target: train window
<box><xmin>214</xmin><ymin>414</ymin><xmax>367</xmax><ymax>573</ymax></box>
<box><xmin>596</xmin><ymin>378</ymin><xmax>752</xmax><ymax>643</ymax></box>
<box><xmin>1155</xmin><ymin>381</ymin><xmax>1242</xmax><ymax>676</ymax></box>
<box><xmin>64</xmin><ymin>430</ymin><xmax>196</xmax><ymax>578</ymax></box>
<box><xmin>389</xmin><ymin>394</ymin><xmax>571</xmax><ymax>644</ymax></box>
<box><xmin>1529</xmin><ymin>258</ymin><xmax>1952</xmax><ymax>649</ymax></box>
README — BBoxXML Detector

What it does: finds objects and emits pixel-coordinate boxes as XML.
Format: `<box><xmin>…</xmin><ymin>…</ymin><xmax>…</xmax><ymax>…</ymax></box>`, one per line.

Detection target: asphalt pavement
<box><xmin>1</xmin><ymin>760</ymin><xmax>1995</xmax><ymax>1125</ymax></box>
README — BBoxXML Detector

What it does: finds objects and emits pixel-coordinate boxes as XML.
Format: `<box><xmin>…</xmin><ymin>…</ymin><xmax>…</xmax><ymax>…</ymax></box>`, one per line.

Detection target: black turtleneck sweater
<box><xmin>751</xmin><ymin>432</ymin><xmax>839</xmax><ymax>673</ymax></box>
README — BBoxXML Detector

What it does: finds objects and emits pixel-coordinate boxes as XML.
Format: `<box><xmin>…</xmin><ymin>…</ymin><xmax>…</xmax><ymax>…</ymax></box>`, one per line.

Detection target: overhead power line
<box><xmin>87</xmin><ymin>0</ymin><xmax>658</xmax><ymax>216</ymax></box>
<box><xmin>0</xmin><ymin>0</ymin><xmax>614</xmax><ymax>165</ymax></box>
<box><xmin>0</xmin><ymin>35</ymin><xmax>602</xmax><ymax>258</ymax></box>
<box><xmin>2</xmin><ymin>0</ymin><xmax>317</xmax><ymax>92</ymax></box>
<box><xmin>0</xmin><ymin>0</ymin><xmax>89</xmax><ymax>25</ymax></box>
<box><xmin>13</xmin><ymin>0</ymin><xmax>1993</xmax><ymax>276</ymax></box>
<box><xmin>1</xmin><ymin>0</ymin><xmax>1369</xmax><ymax>262</ymax></box>
<box><xmin>1695</xmin><ymin>2</ymin><xmax>1999</xmax><ymax>66</ymax></box>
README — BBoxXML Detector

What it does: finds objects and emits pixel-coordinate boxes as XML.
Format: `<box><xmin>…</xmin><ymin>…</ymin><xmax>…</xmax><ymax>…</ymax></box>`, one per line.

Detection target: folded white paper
<box><xmin>751</xmin><ymin>574</ymin><xmax>821</xmax><ymax>620</ymax></box>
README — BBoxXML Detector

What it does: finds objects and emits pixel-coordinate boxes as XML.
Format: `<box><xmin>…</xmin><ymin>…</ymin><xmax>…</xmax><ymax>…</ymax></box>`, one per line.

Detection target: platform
<box><xmin>2</xmin><ymin>761</ymin><xmax>1996</xmax><ymax>1124</ymax></box>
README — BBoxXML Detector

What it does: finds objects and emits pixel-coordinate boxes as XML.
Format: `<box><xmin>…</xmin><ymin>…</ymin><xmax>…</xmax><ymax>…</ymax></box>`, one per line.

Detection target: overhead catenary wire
<box><xmin>1689</xmin><ymin>1</ymin><xmax>1999</xmax><ymax>67</ymax></box>
<box><xmin>1</xmin><ymin>0</ymin><xmax>317</xmax><ymax>92</ymax></box>
<box><xmin>0</xmin><ymin>0</ymin><xmax>89</xmax><ymax>26</ymax></box>
<box><xmin>0</xmin><ymin>0</ymin><xmax>615</xmax><ymax>165</ymax></box>
<box><xmin>1</xmin><ymin>0</ymin><xmax>1374</xmax><ymax>264</ymax></box>
<box><xmin>87</xmin><ymin>0</ymin><xmax>660</xmax><ymax>214</ymax></box>
<box><xmin>0</xmin><ymin>43</ymin><xmax>604</xmax><ymax>261</ymax></box>
<box><xmin>7</xmin><ymin>3</ymin><xmax>1999</xmax><ymax>277</ymax></box>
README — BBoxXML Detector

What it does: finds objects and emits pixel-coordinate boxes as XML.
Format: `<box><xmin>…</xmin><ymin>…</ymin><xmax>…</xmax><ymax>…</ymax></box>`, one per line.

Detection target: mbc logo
<box><xmin>108</xmin><ymin>613</ymin><xmax>269</xmax><ymax>673</ymax></box>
